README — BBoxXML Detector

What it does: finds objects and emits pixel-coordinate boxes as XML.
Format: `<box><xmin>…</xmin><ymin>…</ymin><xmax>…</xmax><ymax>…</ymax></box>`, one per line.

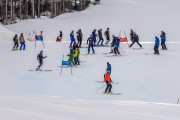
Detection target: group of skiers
<box><xmin>153</xmin><ymin>31</ymin><xmax>168</xmax><ymax>55</ymax></box>
<box><xmin>12</xmin><ymin>33</ymin><xmax>26</xmax><ymax>50</ymax></box>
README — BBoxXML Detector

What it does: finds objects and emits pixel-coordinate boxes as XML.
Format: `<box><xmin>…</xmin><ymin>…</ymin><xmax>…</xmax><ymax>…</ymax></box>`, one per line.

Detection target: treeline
<box><xmin>0</xmin><ymin>0</ymin><xmax>100</xmax><ymax>24</ymax></box>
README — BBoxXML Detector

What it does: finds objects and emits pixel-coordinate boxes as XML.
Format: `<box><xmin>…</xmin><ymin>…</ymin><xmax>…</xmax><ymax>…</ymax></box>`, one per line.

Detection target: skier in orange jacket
<box><xmin>104</xmin><ymin>71</ymin><xmax>113</xmax><ymax>93</ymax></box>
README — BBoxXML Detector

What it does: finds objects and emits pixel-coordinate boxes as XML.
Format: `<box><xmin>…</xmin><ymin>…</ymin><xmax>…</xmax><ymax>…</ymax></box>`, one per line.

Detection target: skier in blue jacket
<box><xmin>70</xmin><ymin>30</ymin><xmax>76</xmax><ymax>47</ymax></box>
<box><xmin>114</xmin><ymin>36</ymin><xmax>120</xmax><ymax>55</ymax></box>
<box><xmin>160</xmin><ymin>31</ymin><xmax>167</xmax><ymax>50</ymax></box>
<box><xmin>106</xmin><ymin>62</ymin><xmax>111</xmax><ymax>74</ymax></box>
<box><xmin>92</xmin><ymin>29</ymin><xmax>97</xmax><ymax>46</ymax></box>
<box><xmin>87</xmin><ymin>35</ymin><xmax>95</xmax><ymax>54</ymax></box>
<box><xmin>154</xmin><ymin>36</ymin><xmax>160</xmax><ymax>55</ymax></box>
<box><xmin>36</xmin><ymin>50</ymin><xmax>47</xmax><ymax>70</ymax></box>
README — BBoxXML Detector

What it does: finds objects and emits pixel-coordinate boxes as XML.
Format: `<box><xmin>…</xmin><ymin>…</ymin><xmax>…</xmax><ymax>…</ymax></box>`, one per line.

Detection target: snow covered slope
<box><xmin>0</xmin><ymin>24</ymin><xmax>15</xmax><ymax>41</ymax></box>
<box><xmin>1</xmin><ymin>0</ymin><xmax>180</xmax><ymax>120</ymax></box>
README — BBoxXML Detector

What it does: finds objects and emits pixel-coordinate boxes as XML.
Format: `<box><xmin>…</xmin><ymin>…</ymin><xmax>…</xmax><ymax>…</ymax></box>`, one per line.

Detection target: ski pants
<box><xmin>114</xmin><ymin>46</ymin><xmax>120</xmax><ymax>55</ymax></box>
<box><xmin>105</xmin><ymin>37</ymin><xmax>110</xmax><ymax>45</ymax></box>
<box><xmin>70</xmin><ymin>40</ymin><xmax>75</xmax><ymax>47</ymax></box>
<box><xmin>13</xmin><ymin>42</ymin><xmax>19</xmax><ymax>49</ymax></box>
<box><xmin>161</xmin><ymin>40</ymin><xmax>167</xmax><ymax>50</ymax></box>
<box><xmin>78</xmin><ymin>37</ymin><xmax>82</xmax><ymax>47</ymax></box>
<box><xmin>105</xmin><ymin>81</ymin><xmax>112</xmax><ymax>92</ymax></box>
<box><xmin>38</xmin><ymin>60</ymin><xmax>43</xmax><ymax>68</ymax></box>
<box><xmin>74</xmin><ymin>56</ymin><xmax>80</xmax><ymax>65</ymax></box>
<box><xmin>154</xmin><ymin>45</ymin><xmax>159</xmax><ymax>54</ymax></box>
<box><xmin>20</xmin><ymin>42</ymin><xmax>26</xmax><ymax>50</ymax></box>
<box><xmin>88</xmin><ymin>44</ymin><xmax>95</xmax><ymax>54</ymax></box>
<box><xmin>97</xmin><ymin>37</ymin><xmax>104</xmax><ymax>45</ymax></box>
<box><xmin>129</xmin><ymin>41</ymin><xmax>142</xmax><ymax>48</ymax></box>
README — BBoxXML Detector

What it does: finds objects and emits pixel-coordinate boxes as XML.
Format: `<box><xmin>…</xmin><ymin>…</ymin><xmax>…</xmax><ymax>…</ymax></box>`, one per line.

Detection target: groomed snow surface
<box><xmin>1</xmin><ymin>0</ymin><xmax>180</xmax><ymax>120</ymax></box>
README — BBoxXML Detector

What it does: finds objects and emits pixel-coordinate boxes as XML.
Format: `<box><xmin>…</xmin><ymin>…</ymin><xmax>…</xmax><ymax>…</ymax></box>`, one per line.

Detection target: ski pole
<box><xmin>96</xmin><ymin>84</ymin><xmax>106</xmax><ymax>92</ymax></box>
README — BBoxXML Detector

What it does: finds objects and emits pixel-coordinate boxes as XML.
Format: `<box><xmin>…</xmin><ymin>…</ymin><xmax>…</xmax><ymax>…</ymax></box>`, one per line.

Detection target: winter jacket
<box><xmin>98</xmin><ymin>30</ymin><xmax>103</xmax><ymax>39</ymax></box>
<box><xmin>106</xmin><ymin>64</ymin><xmax>111</xmax><ymax>73</ymax></box>
<box><xmin>13</xmin><ymin>36</ymin><xmax>18</xmax><ymax>43</ymax></box>
<box><xmin>37</xmin><ymin>53</ymin><xmax>46</xmax><ymax>62</ymax></box>
<box><xmin>160</xmin><ymin>34</ymin><xmax>166</xmax><ymax>41</ymax></box>
<box><xmin>70</xmin><ymin>33</ymin><xmax>75</xmax><ymax>41</ymax></box>
<box><xmin>19</xmin><ymin>36</ymin><xmax>25</xmax><ymax>42</ymax></box>
<box><xmin>87</xmin><ymin>37</ymin><xmax>95</xmax><ymax>45</ymax></box>
<box><xmin>74</xmin><ymin>48</ymin><xmax>80</xmax><ymax>57</ymax></box>
<box><xmin>155</xmin><ymin>37</ymin><xmax>160</xmax><ymax>46</ymax></box>
<box><xmin>114</xmin><ymin>37</ymin><xmax>120</xmax><ymax>47</ymax></box>
<box><xmin>104</xmin><ymin>72</ymin><xmax>111</xmax><ymax>83</ymax></box>
<box><xmin>104</xmin><ymin>30</ymin><xmax>110</xmax><ymax>37</ymax></box>
<box><xmin>92</xmin><ymin>31</ymin><xmax>97</xmax><ymax>39</ymax></box>
<box><xmin>133</xmin><ymin>34</ymin><xmax>139</xmax><ymax>42</ymax></box>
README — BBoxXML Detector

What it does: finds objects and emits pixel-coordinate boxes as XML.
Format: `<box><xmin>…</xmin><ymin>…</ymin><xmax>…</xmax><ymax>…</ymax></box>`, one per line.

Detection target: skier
<box><xmin>104</xmin><ymin>71</ymin><xmax>113</xmax><ymax>94</ymax></box>
<box><xmin>106</xmin><ymin>62</ymin><xmax>111</xmax><ymax>74</ymax></box>
<box><xmin>154</xmin><ymin>36</ymin><xmax>160</xmax><ymax>55</ymax></box>
<box><xmin>104</xmin><ymin>28</ymin><xmax>110</xmax><ymax>46</ymax></box>
<box><xmin>110</xmin><ymin>35</ymin><xmax>116</xmax><ymax>53</ymax></box>
<box><xmin>74</xmin><ymin>46</ymin><xmax>80</xmax><ymax>65</ymax></box>
<box><xmin>97</xmin><ymin>29</ymin><xmax>104</xmax><ymax>46</ymax></box>
<box><xmin>76</xmin><ymin>29</ymin><xmax>83</xmax><ymax>47</ymax></box>
<box><xmin>92</xmin><ymin>29</ymin><xmax>97</xmax><ymax>46</ymax></box>
<box><xmin>68</xmin><ymin>47</ymin><xmax>76</xmax><ymax>65</ymax></box>
<box><xmin>36</xmin><ymin>50</ymin><xmax>47</xmax><ymax>70</ymax></box>
<box><xmin>70</xmin><ymin>30</ymin><xmax>76</xmax><ymax>47</ymax></box>
<box><xmin>19</xmin><ymin>33</ymin><xmax>26</xmax><ymax>50</ymax></box>
<box><xmin>56</xmin><ymin>31</ymin><xmax>63</xmax><ymax>42</ymax></box>
<box><xmin>129</xmin><ymin>32</ymin><xmax>142</xmax><ymax>48</ymax></box>
<box><xmin>12</xmin><ymin>34</ymin><xmax>19</xmax><ymax>50</ymax></box>
<box><xmin>130</xmin><ymin>29</ymin><xmax>134</xmax><ymax>42</ymax></box>
<box><xmin>114</xmin><ymin>36</ymin><xmax>120</xmax><ymax>55</ymax></box>
<box><xmin>160</xmin><ymin>31</ymin><xmax>167</xmax><ymax>50</ymax></box>
<box><xmin>87</xmin><ymin>35</ymin><xmax>95</xmax><ymax>54</ymax></box>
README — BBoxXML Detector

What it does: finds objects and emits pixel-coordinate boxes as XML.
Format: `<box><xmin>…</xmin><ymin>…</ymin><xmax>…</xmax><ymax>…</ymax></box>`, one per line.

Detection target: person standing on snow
<box><xmin>110</xmin><ymin>35</ymin><xmax>116</xmax><ymax>53</ymax></box>
<box><xmin>104</xmin><ymin>28</ymin><xmax>110</xmax><ymax>46</ymax></box>
<box><xmin>19</xmin><ymin>33</ymin><xmax>26</xmax><ymax>50</ymax></box>
<box><xmin>97</xmin><ymin>29</ymin><xmax>104</xmax><ymax>46</ymax></box>
<box><xmin>114</xmin><ymin>36</ymin><xmax>120</xmax><ymax>55</ymax></box>
<box><xmin>87</xmin><ymin>35</ymin><xmax>95</xmax><ymax>54</ymax></box>
<box><xmin>70</xmin><ymin>30</ymin><xmax>76</xmax><ymax>47</ymax></box>
<box><xmin>92</xmin><ymin>29</ymin><xmax>97</xmax><ymax>46</ymax></box>
<box><xmin>76</xmin><ymin>29</ymin><xmax>83</xmax><ymax>47</ymax></box>
<box><xmin>56</xmin><ymin>31</ymin><xmax>63</xmax><ymax>42</ymax></box>
<box><xmin>104</xmin><ymin>71</ymin><xmax>113</xmax><ymax>93</ymax></box>
<box><xmin>106</xmin><ymin>62</ymin><xmax>111</xmax><ymax>74</ymax></box>
<box><xmin>68</xmin><ymin>47</ymin><xmax>76</xmax><ymax>65</ymax></box>
<box><xmin>130</xmin><ymin>29</ymin><xmax>134</xmax><ymax>42</ymax></box>
<box><xmin>12</xmin><ymin>34</ymin><xmax>19</xmax><ymax>50</ymax></box>
<box><xmin>129</xmin><ymin>32</ymin><xmax>142</xmax><ymax>48</ymax></box>
<box><xmin>160</xmin><ymin>31</ymin><xmax>167</xmax><ymax>50</ymax></box>
<box><xmin>154</xmin><ymin>36</ymin><xmax>160</xmax><ymax>55</ymax></box>
<box><xmin>74</xmin><ymin>46</ymin><xmax>80</xmax><ymax>65</ymax></box>
<box><xmin>36</xmin><ymin>50</ymin><xmax>47</xmax><ymax>70</ymax></box>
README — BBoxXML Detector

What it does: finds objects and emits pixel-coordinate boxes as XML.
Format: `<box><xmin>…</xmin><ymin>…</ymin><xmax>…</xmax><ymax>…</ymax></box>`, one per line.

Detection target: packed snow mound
<box><xmin>0</xmin><ymin>24</ymin><xmax>15</xmax><ymax>41</ymax></box>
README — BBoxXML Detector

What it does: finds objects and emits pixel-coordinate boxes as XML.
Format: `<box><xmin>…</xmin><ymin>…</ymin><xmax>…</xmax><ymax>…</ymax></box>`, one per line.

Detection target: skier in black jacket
<box><xmin>12</xmin><ymin>34</ymin><xmax>19</xmax><ymax>50</ymax></box>
<box><xmin>129</xmin><ymin>32</ymin><xmax>142</xmax><ymax>48</ymax></box>
<box><xmin>36</xmin><ymin>50</ymin><xmax>47</xmax><ymax>70</ymax></box>
<box><xmin>104</xmin><ymin>28</ymin><xmax>110</xmax><ymax>46</ymax></box>
<box><xmin>97</xmin><ymin>29</ymin><xmax>104</xmax><ymax>46</ymax></box>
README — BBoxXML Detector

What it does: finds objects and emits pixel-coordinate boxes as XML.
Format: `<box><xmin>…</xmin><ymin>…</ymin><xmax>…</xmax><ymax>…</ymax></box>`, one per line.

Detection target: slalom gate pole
<box><xmin>124</xmin><ymin>31</ymin><xmax>130</xmax><ymax>46</ymax></box>
<box><xmin>177</xmin><ymin>98</ymin><xmax>179</xmax><ymax>104</ymax></box>
<box><xmin>60</xmin><ymin>54</ymin><xmax>64</xmax><ymax>76</ymax></box>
